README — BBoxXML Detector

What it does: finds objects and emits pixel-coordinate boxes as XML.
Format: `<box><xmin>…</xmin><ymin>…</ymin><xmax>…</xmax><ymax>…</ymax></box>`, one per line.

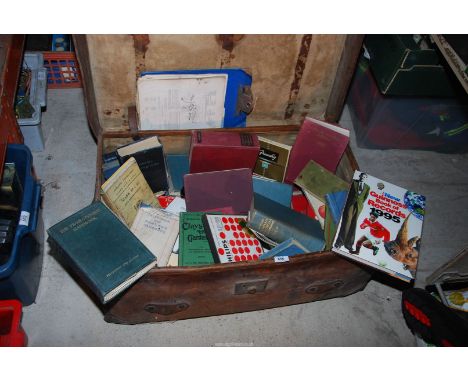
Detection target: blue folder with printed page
<box><xmin>139</xmin><ymin>69</ymin><xmax>252</xmax><ymax>130</ymax></box>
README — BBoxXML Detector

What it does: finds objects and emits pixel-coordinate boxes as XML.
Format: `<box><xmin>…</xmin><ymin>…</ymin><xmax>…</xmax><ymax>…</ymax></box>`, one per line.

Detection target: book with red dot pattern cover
<box><xmin>202</xmin><ymin>214</ymin><xmax>264</xmax><ymax>263</ymax></box>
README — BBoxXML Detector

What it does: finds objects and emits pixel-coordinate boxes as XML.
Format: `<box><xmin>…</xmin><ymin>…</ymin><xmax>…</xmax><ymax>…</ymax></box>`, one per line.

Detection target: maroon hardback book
<box><xmin>189</xmin><ymin>130</ymin><xmax>260</xmax><ymax>174</ymax></box>
<box><xmin>284</xmin><ymin>117</ymin><xmax>350</xmax><ymax>183</ymax></box>
<box><xmin>184</xmin><ymin>168</ymin><xmax>253</xmax><ymax>215</ymax></box>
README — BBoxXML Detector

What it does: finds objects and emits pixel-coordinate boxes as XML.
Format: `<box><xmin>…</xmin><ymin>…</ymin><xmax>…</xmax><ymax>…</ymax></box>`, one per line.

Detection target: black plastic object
<box><xmin>402</xmin><ymin>288</ymin><xmax>468</xmax><ymax>346</ymax></box>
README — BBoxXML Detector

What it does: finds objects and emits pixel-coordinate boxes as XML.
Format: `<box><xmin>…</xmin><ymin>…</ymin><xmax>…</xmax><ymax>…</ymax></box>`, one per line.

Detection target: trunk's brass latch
<box><xmin>236</xmin><ymin>85</ymin><xmax>254</xmax><ymax>115</ymax></box>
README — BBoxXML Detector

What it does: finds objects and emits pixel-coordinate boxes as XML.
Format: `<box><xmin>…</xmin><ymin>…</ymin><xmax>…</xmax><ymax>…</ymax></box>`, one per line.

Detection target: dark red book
<box><xmin>184</xmin><ymin>168</ymin><xmax>253</xmax><ymax>215</ymax></box>
<box><xmin>284</xmin><ymin>117</ymin><xmax>350</xmax><ymax>183</ymax></box>
<box><xmin>189</xmin><ymin>130</ymin><xmax>260</xmax><ymax>174</ymax></box>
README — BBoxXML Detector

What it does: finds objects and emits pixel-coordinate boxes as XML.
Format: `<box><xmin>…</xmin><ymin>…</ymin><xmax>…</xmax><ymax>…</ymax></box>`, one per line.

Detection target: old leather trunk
<box><xmin>74</xmin><ymin>34</ymin><xmax>369</xmax><ymax>324</ymax></box>
<box><xmin>96</xmin><ymin>127</ymin><xmax>371</xmax><ymax>324</ymax></box>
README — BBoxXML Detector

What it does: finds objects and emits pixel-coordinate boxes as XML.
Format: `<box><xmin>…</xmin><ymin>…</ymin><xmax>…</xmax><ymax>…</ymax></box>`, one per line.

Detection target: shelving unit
<box><xmin>0</xmin><ymin>35</ymin><xmax>25</xmax><ymax>179</ymax></box>
<box><xmin>432</xmin><ymin>34</ymin><xmax>468</xmax><ymax>94</ymax></box>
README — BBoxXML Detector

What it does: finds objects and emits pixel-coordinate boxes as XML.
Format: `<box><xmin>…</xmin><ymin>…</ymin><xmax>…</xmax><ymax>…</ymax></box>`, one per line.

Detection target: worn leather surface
<box><xmin>104</xmin><ymin>250</ymin><xmax>370</xmax><ymax>324</ymax></box>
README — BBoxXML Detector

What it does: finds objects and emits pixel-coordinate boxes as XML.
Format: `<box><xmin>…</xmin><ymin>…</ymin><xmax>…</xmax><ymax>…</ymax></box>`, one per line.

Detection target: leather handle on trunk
<box><xmin>305</xmin><ymin>280</ymin><xmax>344</xmax><ymax>294</ymax></box>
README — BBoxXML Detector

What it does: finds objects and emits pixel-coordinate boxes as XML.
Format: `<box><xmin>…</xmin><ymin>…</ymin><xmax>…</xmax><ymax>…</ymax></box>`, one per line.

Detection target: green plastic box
<box><xmin>365</xmin><ymin>35</ymin><xmax>459</xmax><ymax>97</ymax></box>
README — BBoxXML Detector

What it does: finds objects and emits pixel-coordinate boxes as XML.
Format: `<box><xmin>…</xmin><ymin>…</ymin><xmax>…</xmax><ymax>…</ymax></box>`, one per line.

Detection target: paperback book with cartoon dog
<box><xmin>332</xmin><ymin>170</ymin><xmax>425</xmax><ymax>282</ymax></box>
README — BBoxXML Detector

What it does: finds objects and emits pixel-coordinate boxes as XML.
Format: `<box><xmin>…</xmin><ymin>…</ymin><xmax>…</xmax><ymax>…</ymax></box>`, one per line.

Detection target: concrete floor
<box><xmin>20</xmin><ymin>88</ymin><xmax>468</xmax><ymax>346</ymax></box>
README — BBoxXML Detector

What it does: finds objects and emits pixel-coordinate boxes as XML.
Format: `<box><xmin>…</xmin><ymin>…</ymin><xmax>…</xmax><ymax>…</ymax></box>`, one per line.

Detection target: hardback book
<box><xmin>178</xmin><ymin>212</ymin><xmax>214</xmax><ymax>266</ymax></box>
<box><xmin>202</xmin><ymin>213</ymin><xmax>263</xmax><ymax>263</ymax></box>
<box><xmin>332</xmin><ymin>170</ymin><xmax>426</xmax><ymax>282</ymax></box>
<box><xmin>130</xmin><ymin>205</ymin><xmax>179</xmax><ymax>267</ymax></box>
<box><xmin>166</xmin><ymin>154</ymin><xmax>189</xmax><ymax>193</ymax></box>
<box><xmin>252</xmin><ymin>176</ymin><xmax>293</xmax><ymax>208</ymax></box>
<box><xmin>325</xmin><ymin>190</ymin><xmax>348</xmax><ymax>226</ymax></box>
<box><xmin>324</xmin><ymin>190</ymin><xmax>348</xmax><ymax>250</ymax></box>
<box><xmin>102</xmin><ymin>151</ymin><xmax>120</xmax><ymax>181</ymax></box>
<box><xmin>294</xmin><ymin>160</ymin><xmax>349</xmax><ymax>228</ymax></box>
<box><xmin>189</xmin><ymin>130</ymin><xmax>260</xmax><ymax>174</ymax></box>
<box><xmin>100</xmin><ymin>157</ymin><xmax>160</xmax><ymax>227</ymax></box>
<box><xmin>117</xmin><ymin>136</ymin><xmax>169</xmax><ymax>193</ymax></box>
<box><xmin>47</xmin><ymin>202</ymin><xmax>158</xmax><ymax>304</ymax></box>
<box><xmin>247</xmin><ymin>193</ymin><xmax>324</xmax><ymax>252</ymax></box>
<box><xmin>324</xmin><ymin>207</ymin><xmax>336</xmax><ymax>251</ymax></box>
<box><xmin>260</xmin><ymin>238</ymin><xmax>308</xmax><ymax>260</ymax></box>
<box><xmin>253</xmin><ymin>136</ymin><xmax>292</xmax><ymax>182</ymax></box>
<box><xmin>103</xmin><ymin>150</ymin><xmax>118</xmax><ymax>164</ymax></box>
<box><xmin>284</xmin><ymin>117</ymin><xmax>350</xmax><ymax>184</ymax></box>
<box><xmin>184</xmin><ymin>168</ymin><xmax>253</xmax><ymax>215</ymax></box>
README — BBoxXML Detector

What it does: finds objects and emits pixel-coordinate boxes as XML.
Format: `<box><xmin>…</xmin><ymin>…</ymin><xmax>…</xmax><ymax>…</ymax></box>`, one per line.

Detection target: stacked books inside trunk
<box><xmin>48</xmin><ymin>117</ymin><xmax>426</xmax><ymax>304</ymax></box>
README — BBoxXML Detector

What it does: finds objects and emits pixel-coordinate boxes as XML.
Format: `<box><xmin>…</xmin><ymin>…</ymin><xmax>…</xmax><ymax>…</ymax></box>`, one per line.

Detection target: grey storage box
<box><xmin>17</xmin><ymin>52</ymin><xmax>47</xmax><ymax>152</ymax></box>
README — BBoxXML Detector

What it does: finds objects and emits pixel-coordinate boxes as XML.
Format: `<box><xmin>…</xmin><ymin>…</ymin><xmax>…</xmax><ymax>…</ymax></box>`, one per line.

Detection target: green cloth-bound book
<box><xmin>179</xmin><ymin>212</ymin><xmax>215</xmax><ymax>266</ymax></box>
<box><xmin>47</xmin><ymin>202</ymin><xmax>157</xmax><ymax>304</ymax></box>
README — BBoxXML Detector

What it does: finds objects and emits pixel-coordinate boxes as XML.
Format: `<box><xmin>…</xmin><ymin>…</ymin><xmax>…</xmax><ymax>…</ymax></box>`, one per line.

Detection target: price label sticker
<box><xmin>274</xmin><ymin>256</ymin><xmax>289</xmax><ymax>263</ymax></box>
<box><xmin>19</xmin><ymin>211</ymin><xmax>30</xmax><ymax>226</ymax></box>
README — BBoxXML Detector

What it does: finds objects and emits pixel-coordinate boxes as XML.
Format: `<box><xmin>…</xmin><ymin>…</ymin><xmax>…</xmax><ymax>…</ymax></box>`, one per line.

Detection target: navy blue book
<box><xmin>166</xmin><ymin>154</ymin><xmax>189</xmax><ymax>193</ymax></box>
<box><xmin>47</xmin><ymin>202</ymin><xmax>157</xmax><ymax>304</ymax></box>
<box><xmin>102</xmin><ymin>151</ymin><xmax>120</xmax><ymax>180</ymax></box>
<box><xmin>252</xmin><ymin>176</ymin><xmax>293</xmax><ymax>208</ymax></box>
<box><xmin>247</xmin><ymin>194</ymin><xmax>324</xmax><ymax>252</ymax></box>
<box><xmin>116</xmin><ymin>136</ymin><xmax>169</xmax><ymax>193</ymax></box>
<box><xmin>325</xmin><ymin>190</ymin><xmax>348</xmax><ymax>225</ymax></box>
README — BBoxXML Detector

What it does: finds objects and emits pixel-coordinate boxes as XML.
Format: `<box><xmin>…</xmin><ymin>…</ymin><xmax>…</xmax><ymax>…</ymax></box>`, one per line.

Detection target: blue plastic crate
<box><xmin>0</xmin><ymin>145</ymin><xmax>43</xmax><ymax>306</ymax></box>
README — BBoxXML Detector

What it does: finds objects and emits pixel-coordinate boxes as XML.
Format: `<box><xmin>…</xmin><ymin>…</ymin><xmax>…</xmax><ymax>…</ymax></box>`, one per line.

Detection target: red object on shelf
<box><xmin>43</xmin><ymin>52</ymin><xmax>82</xmax><ymax>89</ymax></box>
<box><xmin>0</xmin><ymin>299</ymin><xmax>28</xmax><ymax>347</ymax></box>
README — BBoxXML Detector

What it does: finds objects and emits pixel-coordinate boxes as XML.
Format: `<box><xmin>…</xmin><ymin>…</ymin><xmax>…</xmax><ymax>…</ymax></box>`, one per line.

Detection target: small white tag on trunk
<box><xmin>274</xmin><ymin>256</ymin><xmax>289</xmax><ymax>263</ymax></box>
<box><xmin>19</xmin><ymin>211</ymin><xmax>30</xmax><ymax>226</ymax></box>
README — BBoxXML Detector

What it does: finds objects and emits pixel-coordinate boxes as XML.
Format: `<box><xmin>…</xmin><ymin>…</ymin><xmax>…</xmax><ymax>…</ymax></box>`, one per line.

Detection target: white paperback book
<box><xmin>130</xmin><ymin>205</ymin><xmax>180</xmax><ymax>267</ymax></box>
